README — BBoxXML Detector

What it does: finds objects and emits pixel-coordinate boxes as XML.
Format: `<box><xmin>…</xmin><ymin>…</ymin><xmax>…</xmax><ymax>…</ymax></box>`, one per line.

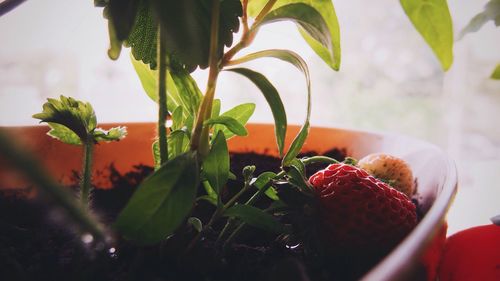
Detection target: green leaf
<box><xmin>458</xmin><ymin>0</ymin><xmax>500</xmax><ymax>40</ymax></box>
<box><xmin>131</xmin><ymin>56</ymin><xmax>200</xmax><ymax>121</ymax></box>
<box><xmin>205</xmin><ymin>116</ymin><xmax>248</xmax><ymax>137</ymax></box>
<box><xmin>249</xmin><ymin>1</ymin><xmax>340</xmax><ymax>70</ymax></box>
<box><xmin>253</xmin><ymin>172</ymin><xmax>279</xmax><ymax>201</ymax></box>
<box><xmin>46</xmin><ymin>123</ymin><xmax>81</xmax><ymax>145</ymax></box>
<box><xmin>123</xmin><ymin>0</ymin><xmax>157</xmax><ymax>68</ymax></box>
<box><xmin>223</xmin><ymin>204</ymin><xmax>286</xmax><ymax>234</ymax></box>
<box><xmin>211</xmin><ymin>99</ymin><xmax>221</xmax><ymax>118</ymax></box>
<box><xmin>491</xmin><ymin>64</ymin><xmax>500</xmax><ymax>79</ymax></box>
<box><xmin>171</xmin><ymin>106</ymin><xmax>184</xmax><ymax>131</ymax></box>
<box><xmin>93</xmin><ymin>127</ymin><xmax>127</xmax><ymax>142</ymax></box>
<box><xmin>168</xmin><ymin>129</ymin><xmax>190</xmax><ymax>159</ymax></box>
<box><xmin>202</xmin><ymin>131</ymin><xmax>230</xmax><ymax>194</ymax></box>
<box><xmin>170</xmin><ymin>67</ymin><xmax>203</xmax><ymax>117</ymax></box>
<box><xmin>226</xmin><ymin>68</ymin><xmax>287</xmax><ymax>156</ymax></box>
<box><xmin>286</xmin><ymin>158</ymin><xmax>311</xmax><ymax>191</ymax></box>
<box><xmin>213</xmin><ymin>103</ymin><xmax>256</xmax><ymax>139</ymax></box>
<box><xmin>152</xmin><ymin>140</ymin><xmax>161</xmax><ymax>170</ymax></box>
<box><xmin>400</xmin><ymin>0</ymin><xmax>454</xmax><ymax>71</ymax></box>
<box><xmin>107</xmin><ymin>0</ymin><xmax>140</xmax><ymax>41</ymax></box>
<box><xmin>188</xmin><ymin>217</ymin><xmax>203</xmax><ymax>232</ymax></box>
<box><xmin>33</xmin><ymin>95</ymin><xmax>97</xmax><ymax>143</ymax></box>
<box><xmin>115</xmin><ymin>152</ymin><xmax>199</xmax><ymax>245</ymax></box>
<box><xmin>227</xmin><ymin>50</ymin><xmax>311</xmax><ymax>164</ymax></box>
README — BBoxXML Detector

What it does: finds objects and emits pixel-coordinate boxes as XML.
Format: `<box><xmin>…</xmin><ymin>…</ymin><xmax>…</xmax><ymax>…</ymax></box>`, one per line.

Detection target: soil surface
<box><xmin>0</xmin><ymin>148</ymin><xmax>419</xmax><ymax>281</ymax></box>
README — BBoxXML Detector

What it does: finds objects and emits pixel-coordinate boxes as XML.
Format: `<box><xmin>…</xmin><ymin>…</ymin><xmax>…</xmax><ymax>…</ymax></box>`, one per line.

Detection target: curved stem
<box><xmin>80</xmin><ymin>140</ymin><xmax>94</xmax><ymax>208</ymax></box>
<box><xmin>191</xmin><ymin>0</ymin><xmax>221</xmax><ymax>156</ymax></box>
<box><xmin>221</xmin><ymin>0</ymin><xmax>277</xmax><ymax>66</ymax></box>
<box><xmin>157</xmin><ymin>26</ymin><xmax>169</xmax><ymax>164</ymax></box>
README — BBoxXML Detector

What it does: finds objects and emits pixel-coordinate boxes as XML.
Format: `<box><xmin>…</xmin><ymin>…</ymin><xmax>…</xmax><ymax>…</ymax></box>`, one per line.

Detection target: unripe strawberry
<box><xmin>358</xmin><ymin>153</ymin><xmax>415</xmax><ymax>197</ymax></box>
<box><xmin>309</xmin><ymin>163</ymin><xmax>417</xmax><ymax>256</ymax></box>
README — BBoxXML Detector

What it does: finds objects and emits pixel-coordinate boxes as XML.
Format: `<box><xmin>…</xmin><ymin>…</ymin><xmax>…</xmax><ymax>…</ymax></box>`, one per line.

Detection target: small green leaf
<box><xmin>93</xmin><ymin>126</ymin><xmax>127</xmax><ymax>142</ymax></box>
<box><xmin>286</xmin><ymin>158</ymin><xmax>311</xmax><ymax>191</ymax></box>
<box><xmin>33</xmin><ymin>95</ymin><xmax>97</xmax><ymax>143</ymax></box>
<box><xmin>205</xmin><ymin>116</ymin><xmax>248</xmax><ymax>137</ymax></box>
<box><xmin>458</xmin><ymin>0</ymin><xmax>500</xmax><ymax>40</ymax></box>
<box><xmin>202</xmin><ymin>180</ymin><xmax>218</xmax><ymax>204</ymax></box>
<box><xmin>248</xmin><ymin>0</ymin><xmax>341</xmax><ymax>70</ymax></box>
<box><xmin>491</xmin><ymin>64</ymin><xmax>500</xmax><ymax>80</ymax></box>
<box><xmin>400</xmin><ymin>0</ymin><xmax>454</xmax><ymax>71</ymax></box>
<box><xmin>46</xmin><ymin>123</ymin><xmax>81</xmax><ymax>145</ymax></box>
<box><xmin>188</xmin><ymin>217</ymin><xmax>203</xmax><ymax>232</ymax></box>
<box><xmin>214</xmin><ymin>103</ymin><xmax>255</xmax><ymax>139</ymax></box>
<box><xmin>223</xmin><ymin>204</ymin><xmax>286</xmax><ymax>234</ymax></box>
<box><xmin>283</xmin><ymin>121</ymin><xmax>310</xmax><ymax>166</ymax></box>
<box><xmin>253</xmin><ymin>172</ymin><xmax>279</xmax><ymax>201</ymax></box>
<box><xmin>202</xmin><ymin>131</ymin><xmax>230</xmax><ymax>194</ymax></box>
<box><xmin>115</xmin><ymin>152</ymin><xmax>199</xmax><ymax>245</ymax></box>
<box><xmin>107</xmin><ymin>0</ymin><xmax>140</xmax><ymax>41</ymax></box>
<box><xmin>227</xmin><ymin>50</ymin><xmax>311</xmax><ymax>164</ymax></box>
<box><xmin>170</xmin><ymin>67</ymin><xmax>203</xmax><ymax>117</ymax></box>
<box><xmin>226</xmin><ymin>68</ymin><xmax>286</xmax><ymax>156</ymax></box>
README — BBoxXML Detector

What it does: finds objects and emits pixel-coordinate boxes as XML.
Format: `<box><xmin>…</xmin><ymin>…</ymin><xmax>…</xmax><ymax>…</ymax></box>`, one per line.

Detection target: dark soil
<box><xmin>0</xmin><ymin>148</ymin><xmax>417</xmax><ymax>281</ymax></box>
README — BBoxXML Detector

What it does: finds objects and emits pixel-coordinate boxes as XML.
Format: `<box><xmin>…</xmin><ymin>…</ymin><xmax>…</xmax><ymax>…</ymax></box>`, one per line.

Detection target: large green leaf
<box><xmin>227</xmin><ymin>49</ymin><xmax>311</xmax><ymax>164</ymax></box>
<box><xmin>99</xmin><ymin>0</ymin><xmax>242</xmax><ymax>70</ymax></box>
<box><xmin>458</xmin><ymin>0</ymin><xmax>500</xmax><ymax>40</ymax></box>
<box><xmin>226</xmin><ymin>68</ymin><xmax>287</xmax><ymax>156</ymax></box>
<box><xmin>114</xmin><ymin>152</ymin><xmax>199</xmax><ymax>245</ymax></box>
<box><xmin>223</xmin><ymin>204</ymin><xmax>287</xmax><ymax>234</ymax></box>
<box><xmin>202</xmin><ymin>131</ymin><xmax>230</xmax><ymax>194</ymax></box>
<box><xmin>213</xmin><ymin>103</ymin><xmax>256</xmax><ymax>139</ymax></box>
<box><xmin>491</xmin><ymin>64</ymin><xmax>500</xmax><ymax>80</ymax></box>
<box><xmin>248</xmin><ymin>0</ymin><xmax>340</xmax><ymax>70</ymax></box>
<box><xmin>131</xmin><ymin>57</ymin><xmax>201</xmax><ymax>120</ymax></box>
<box><xmin>400</xmin><ymin>0</ymin><xmax>454</xmax><ymax>71</ymax></box>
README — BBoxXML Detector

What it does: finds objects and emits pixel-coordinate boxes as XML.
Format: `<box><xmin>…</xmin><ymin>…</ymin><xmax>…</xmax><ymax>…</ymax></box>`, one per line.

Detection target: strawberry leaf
<box><xmin>33</xmin><ymin>96</ymin><xmax>97</xmax><ymax>144</ymax></box>
<box><xmin>223</xmin><ymin>204</ymin><xmax>287</xmax><ymax>234</ymax></box>
<box><xmin>93</xmin><ymin>127</ymin><xmax>127</xmax><ymax>142</ymax></box>
<box><xmin>202</xmin><ymin>131</ymin><xmax>230</xmax><ymax>195</ymax></box>
<box><xmin>248</xmin><ymin>0</ymin><xmax>341</xmax><ymax>70</ymax></box>
<box><xmin>46</xmin><ymin>123</ymin><xmax>81</xmax><ymax>146</ymax></box>
<box><xmin>115</xmin><ymin>152</ymin><xmax>199</xmax><ymax>245</ymax></box>
<box><xmin>100</xmin><ymin>0</ymin><xmax>242</xmax><ymax>71</ymax></box>
<box><xmin>225</xmin><ymin>68</ymin><xmax>287</xmax><ymax>156</ymax></box>
<box><xmin>491</xmin><ymin>214</ymin><xmax>500</xmax><ymax>226</ymax></box>
<box><xmin>400</xmin><ymin>0</ymin><xmax>454</xmax><ymax>70</ymax></box>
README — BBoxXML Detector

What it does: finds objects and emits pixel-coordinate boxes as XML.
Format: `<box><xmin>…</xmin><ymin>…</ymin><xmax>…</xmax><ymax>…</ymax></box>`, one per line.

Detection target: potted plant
<box><xmin>0</xmin><ymin>1</ymin><xmax>457</xmax><ymax>280</ymax></box>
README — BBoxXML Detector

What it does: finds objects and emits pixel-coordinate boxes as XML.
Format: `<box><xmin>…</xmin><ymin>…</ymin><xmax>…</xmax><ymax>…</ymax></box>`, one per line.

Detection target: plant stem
<box><xmin>80</xmin><ymin>140</ymin><xmax>94</xmax><ymax>208</ymax></box>
<box><xmin>191</xmin><ymin>0</ymin><xmax>221</xmax><ymax>156</ymax></box>
<box><xmin>221</xmin><ymin>0</ymin><xmax>277</xmax><ymax>66</ymax></box>
<box><xmin>157</xmin><ymin>25</ymin><xmax>169</xmax><ymax>165</ymax></box>
<box><xmin>242</xmin><ymin>0</ymin><xmax>249</xmax><ymax>34</ymax></box>
<box><xmin>0</xmin><ymin>132</ymin><xmax>107</xmax><ymax>242</ymax></box>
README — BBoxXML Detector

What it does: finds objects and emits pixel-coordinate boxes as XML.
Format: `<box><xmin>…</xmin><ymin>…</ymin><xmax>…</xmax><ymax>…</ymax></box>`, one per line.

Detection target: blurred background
<box><xmin>0</xmin><ymin>0</ymin><xmax>499</xmax><ymax>235</ymax></box>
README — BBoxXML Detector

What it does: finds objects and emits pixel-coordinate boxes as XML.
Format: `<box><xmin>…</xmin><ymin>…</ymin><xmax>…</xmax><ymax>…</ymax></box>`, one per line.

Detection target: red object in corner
<box><xmin>439</xmin><ymin>224</ymin><xmax>500</xmax><ymax>281</ymax></box>
<box><xmin>421</xmin><ymin>223</ymin><xmax>448</xmax><ymax>281</ymax></box>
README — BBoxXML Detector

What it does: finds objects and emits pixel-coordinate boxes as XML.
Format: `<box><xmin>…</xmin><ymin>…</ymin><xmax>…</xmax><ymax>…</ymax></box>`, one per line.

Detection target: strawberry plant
<box><xmin>0</xmin><ymin>0</ymin><xmax>458</xmax><ymax>280</ymax></box>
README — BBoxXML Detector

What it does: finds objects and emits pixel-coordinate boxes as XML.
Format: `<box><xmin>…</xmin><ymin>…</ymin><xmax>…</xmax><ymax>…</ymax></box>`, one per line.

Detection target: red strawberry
<box><xmin>309</xmin><ymin>163</ymin><xmax>417</xmax><ymax>256</ymax></box>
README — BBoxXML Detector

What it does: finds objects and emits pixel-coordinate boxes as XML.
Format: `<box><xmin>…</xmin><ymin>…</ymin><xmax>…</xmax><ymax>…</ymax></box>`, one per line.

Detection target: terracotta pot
<box><xmin>0</xmin><ymin>123</ymin><xmax>457</xmax><ymax>280</ymax></box>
